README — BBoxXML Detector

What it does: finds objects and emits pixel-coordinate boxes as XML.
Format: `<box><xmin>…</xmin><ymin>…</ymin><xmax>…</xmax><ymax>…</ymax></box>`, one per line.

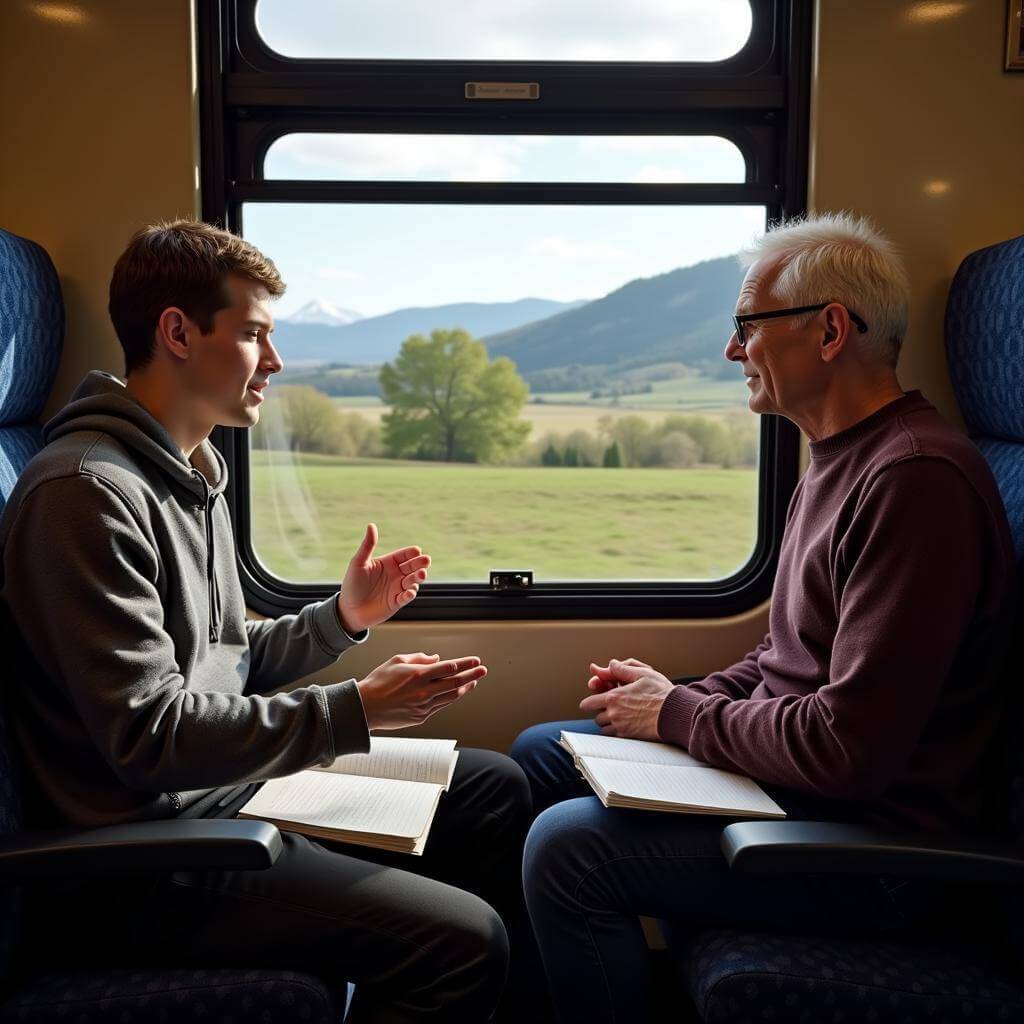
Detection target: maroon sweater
<box><xmin>658</xmin><ymin>392</ymin><xmax>1015</xmax><ymax>832</ymax></box>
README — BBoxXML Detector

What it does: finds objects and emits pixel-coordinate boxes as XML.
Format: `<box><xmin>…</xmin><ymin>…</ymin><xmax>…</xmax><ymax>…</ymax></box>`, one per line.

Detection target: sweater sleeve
<box><xmin>2</xmin><ymin>476</ymin><xmax>369</xmax><ymax>793</ymax></box>
<box><xmin>243</xmin><ymin>599</ymin><xmax>368</xmax><ymax>695</ymax></box>
<box><xmin>657</xmin><ymin>459</ymin><xmax>988</xmax><ymax>800</ymax></box>
<box><xmin>668</xmin><ymin>634</ymin><xmax>770</xmax><ymax>706</ymax></box>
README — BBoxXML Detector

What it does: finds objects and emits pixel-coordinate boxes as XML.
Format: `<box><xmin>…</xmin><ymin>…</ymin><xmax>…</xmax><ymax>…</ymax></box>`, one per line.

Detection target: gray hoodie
<box><xmin>0</xmin><ymin>370</ymin><xmax>370</xmax><ymax>827</ymax></box>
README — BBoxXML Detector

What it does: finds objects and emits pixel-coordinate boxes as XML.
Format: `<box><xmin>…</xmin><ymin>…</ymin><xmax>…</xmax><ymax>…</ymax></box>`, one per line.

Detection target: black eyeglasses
<box><xmin>731</xmin><ymin>303</ymin><xmax>869</xmax><ymax>347</ymax></box>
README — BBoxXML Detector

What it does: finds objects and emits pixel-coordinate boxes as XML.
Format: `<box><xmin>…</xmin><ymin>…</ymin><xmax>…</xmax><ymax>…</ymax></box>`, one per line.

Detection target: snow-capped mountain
<box><xmin>282</xmin><ymin>299</ymin><xmax>363</xmax><ymax>326</ymax></box>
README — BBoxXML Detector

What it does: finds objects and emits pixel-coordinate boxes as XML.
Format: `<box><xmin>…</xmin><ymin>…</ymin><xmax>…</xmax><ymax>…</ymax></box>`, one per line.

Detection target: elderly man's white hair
<box><xmin>738</xmin><ymin>212</ymin><xmax>910</xmax><ymax>367</ymax></box>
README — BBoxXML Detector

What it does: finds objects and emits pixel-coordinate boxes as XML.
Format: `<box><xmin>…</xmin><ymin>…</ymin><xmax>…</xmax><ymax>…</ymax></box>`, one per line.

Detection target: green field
<box><xmin>250</xmin><ymin>452</ymin><xmax>758</xmax><ymax>583</ymax></box>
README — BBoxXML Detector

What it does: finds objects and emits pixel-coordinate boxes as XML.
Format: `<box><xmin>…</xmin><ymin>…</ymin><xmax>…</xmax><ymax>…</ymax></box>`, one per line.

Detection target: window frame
<box><xmin>198</xmin><ymin>0</ymin><xmax>810</xmax><ymax>621</ymax></box>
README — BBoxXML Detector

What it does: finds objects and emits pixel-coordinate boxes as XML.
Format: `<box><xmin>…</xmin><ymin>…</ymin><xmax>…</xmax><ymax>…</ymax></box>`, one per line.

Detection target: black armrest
<box><xmin>0</xmin><ymin>819</ymin><xmax>283</xmax><ymax>882</ymax></box>
<box><xmin>721</xmin><ymin>820</ymin><xmax>1024</xmax><ymax>885</ymax></box>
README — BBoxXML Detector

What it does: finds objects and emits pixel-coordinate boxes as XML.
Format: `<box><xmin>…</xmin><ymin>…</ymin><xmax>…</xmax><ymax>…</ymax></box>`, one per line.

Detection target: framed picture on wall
<box><xmin>1008</xmin><ymin>0</ymin><xmax>1024</xmax><ymax>70</ymax></box>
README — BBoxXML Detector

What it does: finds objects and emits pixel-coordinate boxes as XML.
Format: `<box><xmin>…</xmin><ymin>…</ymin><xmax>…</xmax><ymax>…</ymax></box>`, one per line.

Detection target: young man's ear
<box><xmin>156</xmin><ymin>307</ymin><xmax>191</xmax><ymax>361</ymax></box>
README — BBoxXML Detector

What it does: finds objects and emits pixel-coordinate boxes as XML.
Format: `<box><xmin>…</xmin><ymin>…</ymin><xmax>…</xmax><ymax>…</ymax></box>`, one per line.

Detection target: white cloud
<box><xmin>269</xmin><ymin>134</ymin><xmax>544</xmax><ymax>182</ymax></box>
<box><xmin>528</xmin><ymin>236</ymin><xmax>627</xmax><ymax>262</ymax></box>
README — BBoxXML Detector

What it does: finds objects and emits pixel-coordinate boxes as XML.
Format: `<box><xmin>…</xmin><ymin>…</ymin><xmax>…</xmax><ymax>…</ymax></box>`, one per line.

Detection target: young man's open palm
<box><xmin>337</xmin><ymin>522</ymin><xmax>432</xmax><ymax>634</ymax></box>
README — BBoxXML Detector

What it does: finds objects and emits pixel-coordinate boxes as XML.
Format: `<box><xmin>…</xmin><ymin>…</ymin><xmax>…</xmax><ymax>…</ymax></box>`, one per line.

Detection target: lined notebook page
<box><xmin>561</xmin><ymin>732</ymin><xmax>707</xmax><ymax>769</ymax></box>
<box><xmin>314</xmin><ymin>737</ymin><xmax>458</xmax><ymax>787</ymax></box>
<box><xmin>582</xmin><ymin>757</ymin><xmax>785</xmax><ymax>818</ymax></box>
<box><xmin>240</xmin><ymin>771</ymin><xmax>444</xmax><ymax>839</ymax></box>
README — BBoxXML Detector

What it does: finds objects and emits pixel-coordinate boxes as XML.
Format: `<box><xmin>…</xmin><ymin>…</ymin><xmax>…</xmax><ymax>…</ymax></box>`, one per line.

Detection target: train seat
<box><xmin>0</xmin><ymin>227</ymin><xmax>348</xmax><ymax>1022</ymax></box>
<box><xmin>675</xmin><ymin>234</ymin><xmax>1024</xmax><ymax>1022</ymax></box>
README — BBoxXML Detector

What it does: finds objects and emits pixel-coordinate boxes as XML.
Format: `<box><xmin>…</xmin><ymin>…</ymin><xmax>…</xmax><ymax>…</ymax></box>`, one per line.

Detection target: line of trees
<box><xmin>527</xmin><ymin>413</ymin><xmax>756</xmax><ymax>469</ymax></box>
<box><xmin>252</xmin><ymin>328</ymin><xmax>756</xmax><ymax>469</ymax></box>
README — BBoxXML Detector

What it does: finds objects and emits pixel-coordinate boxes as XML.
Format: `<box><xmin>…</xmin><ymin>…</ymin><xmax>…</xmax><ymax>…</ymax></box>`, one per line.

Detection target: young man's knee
<box><xmin>437</xmin><ymin>894</ymin><xmax>510</xmax><ymax>1001</ymax></box>
<box><xmin>481</xmin><ymin>751</ymin><xmax>532</xmax><ymax>822</ymax></box>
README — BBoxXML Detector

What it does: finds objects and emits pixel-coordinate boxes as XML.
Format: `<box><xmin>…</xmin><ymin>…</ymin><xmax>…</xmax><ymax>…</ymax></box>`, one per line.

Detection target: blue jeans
<box><xmin>511</xmin><ymin>719</ymin><xmax>936</xmax><ymax>1024</ymax></box>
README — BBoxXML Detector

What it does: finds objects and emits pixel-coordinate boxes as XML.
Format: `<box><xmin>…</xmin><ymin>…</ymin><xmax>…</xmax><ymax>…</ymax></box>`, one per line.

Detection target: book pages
<box><xmin>239</xmin><ymin>771</ymin><xmax>446</xmax><ymax>853</ymax></box>
<box><xmin>314</xmin><ymin>736</ymin><xmax>458</xmax><ymax>787</ymax></box>
<box><xmin>560</xmin><ymin>731</ymin><xmax>707</xmax><ymax>768</ymax></box>
<box><xmin>580</xmin><ymin>756</ymin><xmax>785</xmax><ymax>818</ymax></box>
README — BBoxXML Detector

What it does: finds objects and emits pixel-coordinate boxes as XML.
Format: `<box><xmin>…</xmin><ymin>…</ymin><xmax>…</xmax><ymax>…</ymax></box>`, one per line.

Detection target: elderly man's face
<box><xmin>724</xmin><ymin>256</ymin><xmax>826</xmax><ymax>419</ymax></box>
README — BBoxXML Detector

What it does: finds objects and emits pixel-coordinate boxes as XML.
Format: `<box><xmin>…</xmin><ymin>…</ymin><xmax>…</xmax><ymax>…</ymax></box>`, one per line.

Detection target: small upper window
<box><xmin>263</xmin><ymin>134</ymin><xmax>746</xmax><ymax>184</ymax></box>
<box><xmin>255</xmin><ymin>0</ymin><xmax>753</xmax><ymax>63</ymax></box>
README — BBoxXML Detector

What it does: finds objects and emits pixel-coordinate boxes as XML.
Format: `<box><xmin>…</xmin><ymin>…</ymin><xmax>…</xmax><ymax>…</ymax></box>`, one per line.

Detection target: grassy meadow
<box><xmin>250</xmin><ymin>452</ymin><xmax>759</xmax><ymax>583</ymax></box>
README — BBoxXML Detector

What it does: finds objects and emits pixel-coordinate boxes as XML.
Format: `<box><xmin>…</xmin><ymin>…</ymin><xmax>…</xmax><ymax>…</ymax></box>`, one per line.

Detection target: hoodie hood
<box><xmin>44</xmin><ymin>370</ymin><xmax>229</xmax><ymax>643</ymax></box>
<box><xmin>44</xmin><ymin>370</ymin><xmax>228</xmax><ymax>503</ymax></box>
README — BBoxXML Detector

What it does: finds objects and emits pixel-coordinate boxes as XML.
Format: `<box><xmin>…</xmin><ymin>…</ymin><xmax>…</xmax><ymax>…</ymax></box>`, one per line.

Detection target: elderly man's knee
<box><xmin>523</xmin><ymin>799</ymin><xmax>602</xmax><ymax>906</ymax></box>
<box><xmin>509</xmin><ymin>721</ymin><xmax>557</xmax><ymax>763</ymax></box>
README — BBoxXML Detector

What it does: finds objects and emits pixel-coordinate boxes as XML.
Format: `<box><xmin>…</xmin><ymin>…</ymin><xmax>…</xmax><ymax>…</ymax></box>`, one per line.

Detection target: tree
<box><xmin>379</xmin><ymin>328</ymin><xmax>531</xmax><ymax>462</ymax></box>
<box><xmin>656</xmin><ymin>431</ymin><xmax>701</xmax><ymax>468</ymax></box>
<box><xmin>252</xmin><ymin>385</ymin><xmax>382</xmax><ymax>457</ymax></box>
<box><xmin>600</xmin><ymin>415</ymin><xmax>655</xmax><ymax>467</ymax></box>
<box><xmin>252</xmin><ymin>385</ymin><xmax>344</xmax><ymax>454</ymax></box>
<box><xmin>541</xmin><ymin>443</ymin><xmax>562</xmax><ymax>466</ymax></box>
<box><xmin>602</xmin><ymin>441</ymin><xmax>622</xmax><ymax>468</ymax></box>
<box><xmin>563</xmin><ymin>446</ymin><xmax>579</xmax><ymax>468</ymax></box>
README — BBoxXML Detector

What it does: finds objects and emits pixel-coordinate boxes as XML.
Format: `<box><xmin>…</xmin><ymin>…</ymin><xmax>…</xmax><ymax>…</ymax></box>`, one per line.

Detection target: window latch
<box><xmin>489</xmin><ymin>570</ymin><xmax>533</xmax><ymax>593</ymax></box>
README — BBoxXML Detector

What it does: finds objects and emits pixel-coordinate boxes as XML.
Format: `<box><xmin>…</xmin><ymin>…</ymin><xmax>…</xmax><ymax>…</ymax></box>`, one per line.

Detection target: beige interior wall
<box><xmin>10</xmin><ymin>1</ymin><xmax>1018</xmax><ymax>754</ymax></box>
<box><xmin>0</xmin><ymin>0</ymin><xmax>199</xmax><ymax>420</ymax></box>
<box><xmin>810</xmin><ymin>0</ymin><xmax>1024</xmax><ymax>423</ymax></box>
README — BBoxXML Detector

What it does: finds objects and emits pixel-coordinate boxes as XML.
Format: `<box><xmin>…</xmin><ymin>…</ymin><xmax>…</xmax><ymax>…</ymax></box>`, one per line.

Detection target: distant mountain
<box><xmin>282</xmin><ymin>299</ymin><xmax>364</xmax><ymax>326</ymax></box>
<box><xmin>272</xmin><ymin>297</ymin><xmax>587</xmax><ymax>364</ymax></box>
<box><xmin>483</xmin><ymin>257</ymin><xmax>744</xmax><ymax>378</ymax></box>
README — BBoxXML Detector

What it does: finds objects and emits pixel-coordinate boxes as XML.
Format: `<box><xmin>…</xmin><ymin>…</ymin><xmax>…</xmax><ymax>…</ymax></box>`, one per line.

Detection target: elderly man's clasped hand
<box><xmin>578</xmin><ymin>658</ymin><xmax>675</xmax><ymax>741</ymax></box>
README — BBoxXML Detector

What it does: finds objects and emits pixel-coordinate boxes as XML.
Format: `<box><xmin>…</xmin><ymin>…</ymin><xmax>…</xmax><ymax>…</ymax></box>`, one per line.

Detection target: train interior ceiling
<box><xmin>2</xmin><ymin>0</ymin><xmax>1024</xmax><ymax>1022</ymax></box>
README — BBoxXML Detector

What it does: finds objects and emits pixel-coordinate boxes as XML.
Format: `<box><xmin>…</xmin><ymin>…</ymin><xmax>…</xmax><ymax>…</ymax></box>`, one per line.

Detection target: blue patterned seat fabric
<box><xmin>0</xmin><ymin>967</ymin><xmax>342</xmax><ymax>1024</ymax></box>
<box><xmin>0</xmin><ymin>230</ymin><xmax>63</xmax><ymax>516</ymax></box>
<box><xmin>686</xmin><ymin>930</ymin><xmax>1024</xmax><ymax>1024</ymax></box>
<box><xmin>0</xmin><ymin>229</ymin><xmax>353</xmax><ymax>1021</ymax></box>
<box><xmin>946</xmin><ymin>233</ymin><xmax>1024</xmax><ymax>570</ymax></box>
<box><xmin>681</xmin><ymin>235</ymin><xmax>1024</xmax><ymax>1021</ymax></box>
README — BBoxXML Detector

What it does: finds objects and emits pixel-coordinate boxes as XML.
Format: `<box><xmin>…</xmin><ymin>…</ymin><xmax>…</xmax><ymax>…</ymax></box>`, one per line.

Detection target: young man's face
<box><xmin>184</xmin><ymin>274</ymin><xmax>283</xmax><ymax>429</ymax></box>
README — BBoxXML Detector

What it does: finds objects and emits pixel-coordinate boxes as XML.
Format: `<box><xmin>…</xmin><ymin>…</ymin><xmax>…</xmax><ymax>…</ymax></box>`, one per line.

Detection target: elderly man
<box><xmin>511</xmin><ymin>213</ymin><xmax>1015</xmax><ymax>1024</ymax></box>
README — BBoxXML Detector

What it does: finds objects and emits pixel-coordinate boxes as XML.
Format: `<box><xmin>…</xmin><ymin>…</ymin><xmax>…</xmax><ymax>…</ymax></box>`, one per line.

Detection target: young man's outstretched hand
<box><xmin>356</xmin><ymin>654</ymin><xmax>486</xmax><ymax>730</ymax></box>
<box><xmin>337</xmin><ymin>523</ymin><xmax>431</xmax><ymax>634</ymax></box>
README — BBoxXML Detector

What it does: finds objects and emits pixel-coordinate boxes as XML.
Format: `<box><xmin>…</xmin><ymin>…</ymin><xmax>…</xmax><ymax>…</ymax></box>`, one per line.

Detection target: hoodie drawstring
<box><xmin>206</xmin><ymin>493</ymin><xmax>222</xmax><ymax>643</ymax></box>
<box><xmin>195</xmin><ymin>472</ymin><xmax>222</xmax><ymax>644</ymax></box>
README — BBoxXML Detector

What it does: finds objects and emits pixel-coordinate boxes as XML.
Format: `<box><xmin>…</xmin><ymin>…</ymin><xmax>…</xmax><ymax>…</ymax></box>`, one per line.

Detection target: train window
<box><xmin>200</xmin><ymin>0</ymin><xmax>809</xmax><ymax>619</ymax></box>
<box><xmin>263</xmin><ymin>134</ymin><xmax>746</xmax><ymax>184</ymax></box>
<box><xmin>255</xmin><ymin>0</ymin><xmax>754</xmax><ymax>63</ymax></box>
<box><xmin>244</xmin><ymin>199</ymin><xmax>764</xmax><ymax>585</ymax></box>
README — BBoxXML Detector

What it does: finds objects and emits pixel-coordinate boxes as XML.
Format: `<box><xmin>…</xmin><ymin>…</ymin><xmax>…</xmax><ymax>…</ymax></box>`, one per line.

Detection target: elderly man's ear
<box><xmin>820</xmin><ymin>306</ymin><xmax>848</xmax><ymax>363</ymax></box>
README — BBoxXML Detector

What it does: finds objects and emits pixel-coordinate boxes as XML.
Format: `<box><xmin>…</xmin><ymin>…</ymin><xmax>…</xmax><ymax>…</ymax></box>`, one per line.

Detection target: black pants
<box><xmin>18</xmin><ymin>749</ymin><xmax>534</xmax><ymax>1024</ymax></box>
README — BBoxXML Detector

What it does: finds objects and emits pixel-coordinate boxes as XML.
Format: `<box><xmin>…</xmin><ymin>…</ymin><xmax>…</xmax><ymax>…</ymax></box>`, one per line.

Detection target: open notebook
<box><xmin>238</xmin><ymin>737</ymin><xmax>459</xmax><ymax>855</ymax></box>
<box><xmin>560</xmin><ymin>732</ymin><xmax>785</xmax><ymax>819</ymax></box>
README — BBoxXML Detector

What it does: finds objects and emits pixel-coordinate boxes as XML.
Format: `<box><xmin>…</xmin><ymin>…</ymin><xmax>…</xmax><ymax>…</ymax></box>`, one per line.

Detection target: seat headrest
<box><xmin>945</xmin><ymin>234</ymin><xmax>1024</xmax><ymax>444</ymax></box>
<box><xmin>0</xmin><ymin>229</ymin><xmax>64</xmax><ymax>428</ymax></box>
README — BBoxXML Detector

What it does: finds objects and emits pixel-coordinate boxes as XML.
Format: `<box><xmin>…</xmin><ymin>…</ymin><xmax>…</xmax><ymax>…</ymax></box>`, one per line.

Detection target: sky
<box><xmin>255</xmin><ymin>0</ymin><xmax>752</xmax><ymax>62</ymax></box>
<box><xmin>246</xmin><ymin>1</ymin><xmax>762</xmax><ymax>321</ymax></box>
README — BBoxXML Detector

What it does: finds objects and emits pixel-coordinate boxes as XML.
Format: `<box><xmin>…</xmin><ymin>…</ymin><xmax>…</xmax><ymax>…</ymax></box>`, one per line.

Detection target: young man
<box><xmin>512</xmin><ymin>213</ymin><xmax>1016</xmax><ymax>1024</ymax></box>
<box><xmin>0</xmin><ymin>220</ymin><xmax>531</xmax><ymax>1023</ymax></box>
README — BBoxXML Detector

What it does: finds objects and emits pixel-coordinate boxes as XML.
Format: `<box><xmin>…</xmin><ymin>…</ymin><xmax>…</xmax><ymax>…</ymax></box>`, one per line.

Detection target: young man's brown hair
<box><xmin>108</xmin><ymin>220</ymin><xmax>285</xmax><ymax>375</ymax></box>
